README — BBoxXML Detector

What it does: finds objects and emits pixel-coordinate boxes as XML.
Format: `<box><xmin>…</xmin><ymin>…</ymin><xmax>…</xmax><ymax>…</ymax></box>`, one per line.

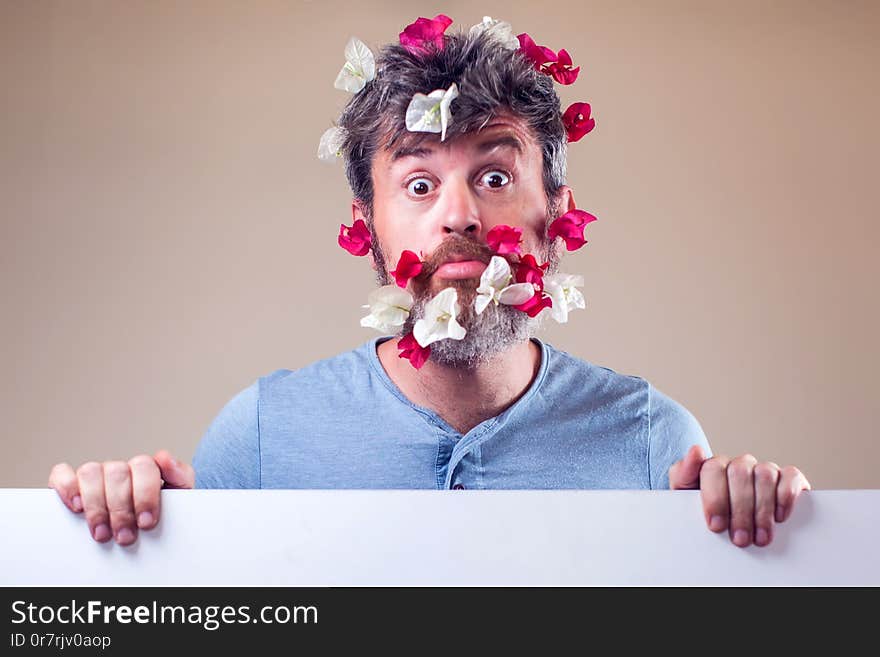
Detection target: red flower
<box><xmin>514</xmin><ymin>253</ymin><xmax>549</xmax><ymax>289</ymax></box>
<box><xmin>517</xmin><ymin>34</ymin><xmax>580</xmax><ymax>85</ymax></box>
<box><xmin>398</xmin><ymin>332</ymin><xmax>431</xmax><ymax>369</ymax></box>
<box><xmin>514</xmin><ymin>291</ymin><xmax>553</xmax><ymax>318</ymax></box>
<box><xmin>486</xmin><ymin>225</ymin><xmax>523</xmax><ymax>255</ymax></box>
<box><xmin>563</xmin><ymin>102</ymin><xmax>596</xmax><ymax>142</ymax></box>
<box><xmin>399</xmin><ymin>14</ymin><xmax>453</xmax><ymax>55</ymax></box>
<box><xmin>338</xmin><ymin>219</ymin><xmax>371</xmax><ymax>256</ymax></box>
<box><xmin>547</xmin><ymin>209</ymin><xmax>598</xmax><ymax>251</ymax></box>
<box><xmin>390</xmin><ymin>250</ymin><xmax>424</xmax><ymax>288</ymax></box>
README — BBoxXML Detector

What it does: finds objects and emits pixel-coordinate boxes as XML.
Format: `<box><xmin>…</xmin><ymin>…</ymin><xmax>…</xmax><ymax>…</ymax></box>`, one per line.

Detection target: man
<box><xmin>48</xmin><ymin>16</ymin><xmax>810</xmax><ymax>551</ymax></box>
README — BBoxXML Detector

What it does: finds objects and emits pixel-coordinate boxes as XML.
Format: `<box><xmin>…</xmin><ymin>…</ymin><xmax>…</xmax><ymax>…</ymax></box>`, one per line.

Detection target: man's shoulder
<box><xmin>542</xmin><ymin>341</ymin><xmax>649</xmax><ymax>400</ymax></box>
<box><xmin>258</xmin><ymin>339</ymin><xmax>378</xmax><ymax>389</ymax></box>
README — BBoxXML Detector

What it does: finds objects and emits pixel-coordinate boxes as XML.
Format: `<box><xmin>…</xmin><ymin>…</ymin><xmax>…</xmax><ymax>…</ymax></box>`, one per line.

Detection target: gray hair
<box><xmin>336</xmin><ymin>29</ymin><xmax>568</xmax><ymax>228</ymax></box>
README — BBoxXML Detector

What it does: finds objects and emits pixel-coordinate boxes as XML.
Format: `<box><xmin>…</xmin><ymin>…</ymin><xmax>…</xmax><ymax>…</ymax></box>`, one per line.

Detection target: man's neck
<box><xmin>376</xmin><ymin>337</ymin><xmax>542</xmax><ymax>435</ymax></box>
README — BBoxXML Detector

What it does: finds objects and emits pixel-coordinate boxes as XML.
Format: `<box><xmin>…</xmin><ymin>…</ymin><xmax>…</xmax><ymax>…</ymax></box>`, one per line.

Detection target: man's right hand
<box><xmin>47</xmin><ymin>450</ymin><xmax>194</xmax><ymax>546</ymax></box>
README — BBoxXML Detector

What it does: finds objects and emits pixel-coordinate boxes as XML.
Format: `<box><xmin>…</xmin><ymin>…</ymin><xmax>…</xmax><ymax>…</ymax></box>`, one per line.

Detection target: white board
<box><xmin>1</xmin><ymin>489</ymin><xmax>877</xmax><ymax>586</ymax></box>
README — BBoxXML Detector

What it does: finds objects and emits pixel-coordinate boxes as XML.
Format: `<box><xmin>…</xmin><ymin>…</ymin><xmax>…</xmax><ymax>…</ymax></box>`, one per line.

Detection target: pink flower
<box><xmin>338</xmin><ymin>219</ymin><xmax>371</xmax><ymax>256</ymax></box>
<box><xmin>563</xmin><ymin>102</ymin><xmax>596</xmax><ymax>142</ymax></box>
<box><xmin>399</xmin><ymin>14</ymin><xmax>453</xmax><ymax>55</ymax></box>
<box><xmin>390</xmin><ymin>250</ymin><xmax>424</xmax><ymax>288</ymax></box>
<box><xmin>486</xmin><ymin>224</ymin><xmax>523</xmax><ymax>255</ymax></box>
<box><xmin>514</xmin><ymin>291</ymin><xmax>553</xmax><ymax>318</ymax></box>
<box><xmin>547</xmin><ymin>209</ymin><xmax>598</xmax><ymax>251</ymax></box>
<box><xmin>517</xmin><ymin>34</ymin><xmax>580</xmax><ymax>85</ymax></box>
<box><xmin>398</xmin><ymin>332</ymin><xmax>431</xmax><ymax>369</ymax></box>
<box><xmin>514</xmin><ymin>253</ymin><xmax>549</xmax><ymax>289</ymax></box>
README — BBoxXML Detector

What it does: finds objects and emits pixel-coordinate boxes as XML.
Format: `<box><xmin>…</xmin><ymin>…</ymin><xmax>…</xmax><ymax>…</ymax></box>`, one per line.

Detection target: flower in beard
<box><xmin>486</xmin><ymin>224</ymin><xmax>522</xmax><ymax>255</ymax></box>
<box><xmin>413</xmin><ymin>287</ymin><xmax>467</xmax><ymax>347</ymax></box>
<box><xmin>390</xmin><ymin>250</ymin><xmax>424</xmax><ymax>288</ymax></box>
<box><xmin>360</xmin><ymin>285</ymin><xmax>413</xmax><ymax>333</ymax></box>
<box><xmin>398</xmin><ymin>332</ymin><xmax>431</xmax><ymax>369</ymax></box>
<box><xmin>512</xmin><ymin>254</ymin><xmax>553</xmax><ymax>318</ymax></box>
<box><xmin>475</xmin><ymin>256</ymin><xmax>537</xmax><ymax>315</ymax></box>
<box><xmin>543</xmin><ymin>273</ymin><xmax>585</xmax><ymax>323</ymax></box>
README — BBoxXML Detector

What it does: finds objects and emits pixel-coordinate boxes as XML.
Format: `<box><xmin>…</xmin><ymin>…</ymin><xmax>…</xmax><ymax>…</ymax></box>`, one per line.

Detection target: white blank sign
<box><xmin>1</xmin><ymin>489</ymin><xmax>878</xmax><ymax>586</ymax></box>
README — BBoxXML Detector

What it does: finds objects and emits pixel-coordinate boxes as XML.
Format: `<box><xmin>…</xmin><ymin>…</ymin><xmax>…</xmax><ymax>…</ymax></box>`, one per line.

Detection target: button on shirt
<box><xmin>193</xmin><ymin>338</ymin><xmax>711</xmax><ymax>490</ymax></box>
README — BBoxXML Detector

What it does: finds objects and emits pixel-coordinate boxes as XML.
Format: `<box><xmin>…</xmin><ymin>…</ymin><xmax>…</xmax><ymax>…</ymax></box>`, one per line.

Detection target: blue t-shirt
<box><xmin>193</xmin><ymin>337</ymin><xmax>711</xmax><ymax>490</ymax></box>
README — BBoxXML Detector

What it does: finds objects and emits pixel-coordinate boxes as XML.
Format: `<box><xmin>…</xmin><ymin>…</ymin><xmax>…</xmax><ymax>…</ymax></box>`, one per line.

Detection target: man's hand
<box><xmin>668</xmin><ymin>445</ymin><xmax>811</xmax><ymax>548</ymax></box>
<box><xmin>47</xmin><ymin>450</ymin><xmax>194</xmax><ymax>546</ymax></box>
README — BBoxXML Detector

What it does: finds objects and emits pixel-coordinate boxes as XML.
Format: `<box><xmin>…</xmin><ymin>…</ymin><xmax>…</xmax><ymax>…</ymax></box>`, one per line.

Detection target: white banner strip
<box><xmin>1</xmin><ymin>489</ymin><xmax>877</xmax><ymax>586</ymax></box>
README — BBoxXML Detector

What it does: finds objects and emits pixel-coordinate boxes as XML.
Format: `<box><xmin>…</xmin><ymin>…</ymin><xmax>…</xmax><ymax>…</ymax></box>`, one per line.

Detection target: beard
<box><xmin>380</xmin><ymin>232</ymin><xmax>559</xmax><ymax>368</ymax></box>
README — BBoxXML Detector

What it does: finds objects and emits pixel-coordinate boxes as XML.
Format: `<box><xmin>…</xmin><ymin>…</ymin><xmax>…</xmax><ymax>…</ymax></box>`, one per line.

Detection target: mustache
<box><xmin>416</xmin><ymin>236</ymin><xmax>502</xmax><ymax>280</ymax></box>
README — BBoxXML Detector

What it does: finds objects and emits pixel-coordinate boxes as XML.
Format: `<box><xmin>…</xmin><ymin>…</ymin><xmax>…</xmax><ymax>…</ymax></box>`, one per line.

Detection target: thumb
<box><xmin>668</xmin><ymin>444</ymin><xmax>707</xmax><ymax>490</ymax></box>
<box><xmin>153</xmin><ymin>449</ymin><xmax>195</xmax><ymax>489</ymax></box>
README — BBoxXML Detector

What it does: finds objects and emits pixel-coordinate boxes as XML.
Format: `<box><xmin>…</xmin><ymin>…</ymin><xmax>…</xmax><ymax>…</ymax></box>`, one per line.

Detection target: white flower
<box><xmin>468</xmin><ymin>16</ymin><xmax>519</xmax><ymax>50</ymax></box>
<box><xmin>334</xmin><ymin>37</ymin><xmax>376</xmax><ymax>93</ymax></box>
<box><xmin>405</xmin><ymin>82</ymin><xmax>459</xmax><ymax>142</ymax></box>
<box><xmin>543</xmin><ymin>273</ymin><xmax>586</xmax><ymax>323</ymax></box>
<box><xmin>360</xmin><ymin>285</ymin><xmax>413</xmax><ymax>334</ymax></box>
<box><xmin>474</xmin><ymin>256</ymin><xmax>537</xmax><ymax>315</ymax></box>
<box><xmin>317</xmin><ymin>126</ymin><xmax>346</xmax><ymax>162</ymax></box>
<box><xmin>413</xmin><ymin>287</ymin><xmax>467</xmax><ymax>347</ymax></box>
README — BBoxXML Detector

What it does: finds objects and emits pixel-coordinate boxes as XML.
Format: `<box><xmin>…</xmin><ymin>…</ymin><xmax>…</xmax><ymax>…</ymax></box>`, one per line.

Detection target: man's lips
<box><xmin>433</xmin><ymin>259</ymin><xmax>488</xmax><ymax>280</ymax></box>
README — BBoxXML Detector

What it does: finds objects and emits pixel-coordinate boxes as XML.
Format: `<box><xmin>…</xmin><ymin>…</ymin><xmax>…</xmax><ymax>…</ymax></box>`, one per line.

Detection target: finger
<box><xmin>76</xmin><ymin>462</ymin><xmax>112</xmax><ymax>543</ymax></box>
<box><xmin>727</xmin><ymin>454</ymin><xmax>758</xmax><ymax>548</ymax></box>
<box><xmin>48</xmin><ymin>463</ymin><xmax>83</xmax><ymax>513</ymax></box>
<box><xmin>699</xmin><ymin>455</ymin><xmax>731</xmax><ymax>532</ymax></box>
<box><xmin>753</xmin><ymin>462</ymin><xmax>780</xmax><ymax>547</ymax></box>
<box><xmin>668</xmin><ymin>444</ymin><xmax>707</xmax><ymax>490</ymax></box>
<box><xmin>776</xmin><ymin>465</ymin><xmax>812</xmax><ymax>523</ymax></box>
<box><xmin>128</xmin><ymin>455</ymin><xmax>162</xmax><ymax>530</ymax></box>
<box><xmin>102</xmin><ymin>461</ymin><xmax>137</xmax><ymax>546</ymax></box>
<box><xmin>154</xmin><ymin>450</ymin><xmax>195</xmax><ymax>489</ymax></box>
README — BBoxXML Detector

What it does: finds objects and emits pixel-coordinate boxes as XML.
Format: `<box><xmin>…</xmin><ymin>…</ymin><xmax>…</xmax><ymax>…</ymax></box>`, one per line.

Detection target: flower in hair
<box><xmin>318</xmin><ymin>126</ymin><xmax>346</xmax><ymax>162</ymax></box>
<box><xmin>334</xmin><ymin>37</ymin><xmax>376</xmax><ymax>93</ymax></box>
<box><xmin>548</xmin><ymin>209</ymin><xmax>597</xmax><ymax>251</ymax></box>
<box><xmin>360</xmin><ymin>285</ymin><xmax>413</xmax><ymax>333</ymax></box>
<box><xmin>390</xmin><ymin>250</ymin><xmax>424</xmax><ymax>288</ymax></box>
<box><xmin>516</xmin><ymin>33</ymin><xmax>580</xmax><ymax>85</ymax></box>
<box><xmin>399</xmin><ymin>14</ymin><xmax>453</xmax><ymax>55</ymax></box>
<box><xmin>338</xmin><ymin>219</ymin><xmax>371</xmax><ymax>256</ymax></box>
<box><xmin>563</xmin><ymin>102</ymin><xmax>596</xmax><ymax>142</ymax></box>
<box><xmin>469</xmin><ymin>16</ymin><xmax>519</xmax><ymax>50</ymax></box>
<box><xmin>413</xmin><ymin>287</ymin><xmax>467</xmax><ymax>347</ymax></box>
<box><xmin>405</xmin><ymin>82</ymin><xmax>459</xmax><ymax>142</ymax></box>
<box><xmin>475</xmin><ymin>256</ymin><xmax>538</xmax><ymax>315</ymax></box>
<box><xmin>486</xmin><ymin>224</ymin><xmax>522</xmax><ymax>255</ymax></box>
<box><xmin>543</xmin><ymin>273</ymin><xmax>586</xmax><ymax>323</ymax></box>
<box><xmin>398</xmin><ymin>332</ymin><xmax>431</xmax><ymax>369</ymax></box>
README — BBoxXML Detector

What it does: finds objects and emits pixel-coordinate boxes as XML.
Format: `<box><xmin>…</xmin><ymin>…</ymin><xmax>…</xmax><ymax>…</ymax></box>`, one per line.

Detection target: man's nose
<box><xmin>439</xmin><ymin>175</ymin><xmax>482</xmax><ymax>237</ymax></box>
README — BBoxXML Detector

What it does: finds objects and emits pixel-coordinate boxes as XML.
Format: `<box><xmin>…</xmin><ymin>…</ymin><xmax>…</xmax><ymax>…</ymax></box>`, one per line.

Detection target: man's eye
<box><xmin>406</xmin><ymin>178</ymin><xmax>435</xmax><ymax>196</ymax></box>
<box><xmin>481</xmin><ymin>170</ymin><xmax>510</xmax><ymax>189</ymax></box>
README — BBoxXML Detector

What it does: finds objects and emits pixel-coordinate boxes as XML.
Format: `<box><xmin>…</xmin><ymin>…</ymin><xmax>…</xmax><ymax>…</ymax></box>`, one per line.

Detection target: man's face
<box><xmin>354</xmin><ymin>114</ymin><xmax>571</xmax><ymax>365</ymax></box>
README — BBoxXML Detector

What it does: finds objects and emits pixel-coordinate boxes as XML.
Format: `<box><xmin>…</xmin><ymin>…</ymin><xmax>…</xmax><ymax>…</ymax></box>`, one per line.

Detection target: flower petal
<box><xmin>480</xmin><ymin>255</ymin><xmax>513</xmax><ymax>291</ymax></box>
<box><xmin>497</xmin><ymin>282</ymin><xmax>537</xmax><ymax>306</ymax></box>
<box><xmin>399</xmin><ymin>14</ymin><xmax>453</xmax><ymax>55</ymax></box>
<box><xmin>547</xmin><ymin>209</ymin><xmax>598</xmax><ymax>251</ymax></box>
<box><xmin>317</xmin><ymin>127</ymin><xmax>346</xmax><ymax>163</ymax></box>
<box><xmin>398</xmin><ymin>332</ymin><xmax>431</xmax><ymax>369</ymax></box>
<box><xmin>563</xmin><ymin>102</ymin><xmax>596</xmax><ymax>142</ymax></box>
<box><xmin>486</xmin><ymin>224</ymin><xmax>522</xmax><ymax>255</ymax></box>
<box><xmin>469</xmin><ymin>16</ymin><xmax>520</xmax><ymax>50</ymax></box>
<box><xmin>334</xmin><ymin>37</ymin><xmax>376</xmax><ymax>93</ymax></box>
<box><xmin>390</xmin><ymin>250</ymin><xmax>424</xmax><ymax>288</ymax></box>
<box><xmin>338</xmin><ymin>219</ymin><xmax>371</xmax><ymax>256</ymax></box>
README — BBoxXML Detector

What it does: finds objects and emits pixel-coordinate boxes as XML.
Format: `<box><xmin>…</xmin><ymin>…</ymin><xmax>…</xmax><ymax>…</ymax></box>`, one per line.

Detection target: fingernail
<box><xmin>116</xmin><ymin>528</ymin><xmax>135</xmax><ymax>545</ymax></box>
<box><xmin>755</xmin><ymin>528</ymin><xmax>770</xmax><ymax>546</ymax></box>
<box><xmin>137</xmin><ymin>511</ymin><xmax>153</xmax><ymax>528</ymax></box>
<box><xmin>71</xmin><ymin>495</ymin><xmax>82</xmax><ymax>512</ymax></box>
<box><xmin>733</xmin><ymin>529</ymin><xmax>750</xmax><ymax>547</ymax></box>
<box><xmin>709</xmin><ymin>515</ymin><xmax>725</xmax><ymax>531</ymax></box>
<box><xmin>93</xmin><ymin>524</ymin><xmax>111</xmax><ymax>542</ymax></box>
<box><xmin>775</xmin><ymin>506</ymin><xmax>786</xmax><ymax>523</ymax></box>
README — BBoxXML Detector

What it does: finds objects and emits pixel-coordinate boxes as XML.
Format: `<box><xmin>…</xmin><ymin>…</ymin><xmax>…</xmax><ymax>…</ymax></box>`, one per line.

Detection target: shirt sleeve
<box><xmin>648</xmin><ymin>382</ymin><xmax>713</xmax><ymax>489</ymax></box>
<box><xmin>192</xmin><ymin>380</ymin><xmax>261</xmax><ymax>489</ymax></box>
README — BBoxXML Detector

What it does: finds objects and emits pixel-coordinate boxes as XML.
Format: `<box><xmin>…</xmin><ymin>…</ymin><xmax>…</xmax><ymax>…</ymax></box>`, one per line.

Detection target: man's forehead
<box><xmin>381</xmin><ymin>117</ymin><xmax>535</xmax><ymax>166</ymax></box>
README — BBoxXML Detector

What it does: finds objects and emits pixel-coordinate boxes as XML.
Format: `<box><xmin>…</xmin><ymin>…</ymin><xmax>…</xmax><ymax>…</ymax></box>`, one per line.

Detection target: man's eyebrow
<box><xmin>389</xmin><ymin>133</ymin><xmax>525</xmax><ymax>164</ymax></box>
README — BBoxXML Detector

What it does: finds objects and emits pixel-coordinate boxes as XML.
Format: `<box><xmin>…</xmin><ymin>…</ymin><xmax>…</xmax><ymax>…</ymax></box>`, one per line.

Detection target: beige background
<box><xmin>1</xmin><ymin>0</ymin><xmax>877</xmax><ymax>488</ymax></box>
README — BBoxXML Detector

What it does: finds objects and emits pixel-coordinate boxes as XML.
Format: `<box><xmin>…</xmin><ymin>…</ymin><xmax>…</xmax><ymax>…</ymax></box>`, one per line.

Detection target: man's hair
<box><xmin>337</xmin><ymin>29</ymin><xmax>568</xmax><ymax>224</ymax></box>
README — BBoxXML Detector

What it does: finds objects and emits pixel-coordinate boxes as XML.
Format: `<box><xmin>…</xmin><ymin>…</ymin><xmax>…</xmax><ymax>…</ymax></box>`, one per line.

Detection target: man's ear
<box><xmin>351</xmin><ymin>199</ymin><xmax>378</xmax><ymax>272</ymax></box>
<box><xmin>555</xmin><ymin>185</ymin><xmax>577</xmax><ymax>215</ymax></box>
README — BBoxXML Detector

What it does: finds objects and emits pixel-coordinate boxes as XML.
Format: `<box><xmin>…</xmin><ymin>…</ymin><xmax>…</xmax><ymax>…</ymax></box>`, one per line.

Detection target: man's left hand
<box><xmin>668</xmin><ymin>445</ymin><xmax>811</xmax><ymax>548</ymax></box>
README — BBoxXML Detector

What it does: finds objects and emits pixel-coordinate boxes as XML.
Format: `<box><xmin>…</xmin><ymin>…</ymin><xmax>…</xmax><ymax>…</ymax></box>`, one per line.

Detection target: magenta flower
<box><xmin>547</xmin><ymin>209</ymin><xmax>597</xmax><ymax>251</ymax></box>
<box><xmin>390</xmin><ymin>250</ymin><xmax>424</xmax><ymax>288</ymax></box>
<box><xmin>399</xmin><ymin>14</ymin><xmax>453</xmax><ymax>55</ymax></box>
<box><xmin>563</xmin><ymin>102</ymin><xmax>596</xmax><ymax>143</ymax></box>
<box><xmin>398</xmin><ymin>332</ymin><xmax>431</xmax><ymax>369</ymax></box>
<box><xmin>514</xmin><ymin>291</ymin><xmax>553</xmax><ymax>318</ymax></box>
<box><xmin>517</xmin><ymin>33</ymin><xmax>580</xmax><ymax>85</ymax></box>
<box><xmin>338</xmin><ymin>219</ymin><xmax>371</xmax><ymax>256</ymax></box>
<box><xmin>486</xmin><ymin>224</ymin><xmax>523</xmax><ymax>255</ymax></box>
<box><xmin>514</xmin><ymin>253</ymin><xmax>549</xmax><ymax>289</ymax></box>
